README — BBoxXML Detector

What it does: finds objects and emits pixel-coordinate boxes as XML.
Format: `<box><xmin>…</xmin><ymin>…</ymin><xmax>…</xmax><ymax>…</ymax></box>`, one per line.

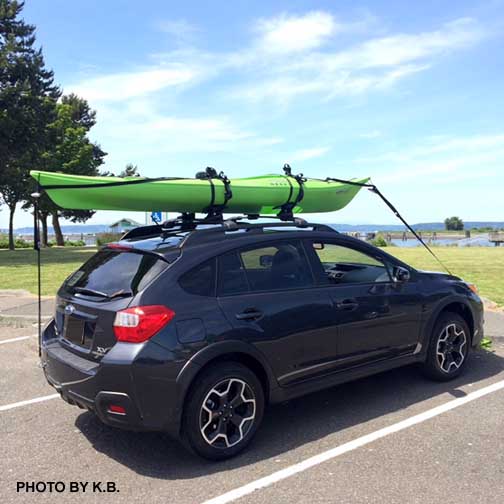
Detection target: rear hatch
<box><xmin>55</xmin><ymin>244</ymin><xmax>173</xmax><ymax>361</ymax></box>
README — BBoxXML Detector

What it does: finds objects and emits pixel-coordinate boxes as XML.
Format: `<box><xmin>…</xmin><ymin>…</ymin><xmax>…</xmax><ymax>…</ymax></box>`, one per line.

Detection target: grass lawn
<box><xmin>386</xmin><ymin>247</ymin><xmax>504</xmax><ymax>306</ymax></box>
<box><xmin>0</xmin><ymin>247</ymin><xmax>96</xmax><ymax>296</ymax></box>
<box><xmin>0</xmin><ymin>245</ymin><xmax>503</xmax><ymax>306</ymax></box>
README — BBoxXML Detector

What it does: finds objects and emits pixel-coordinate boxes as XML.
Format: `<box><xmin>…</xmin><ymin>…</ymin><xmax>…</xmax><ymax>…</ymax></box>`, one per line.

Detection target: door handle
<box><xmin>335</xmin><ymin>299</ymin><xmax>359</xmax><ymax>311</ymax></box>
<box><xmin>235</xmin><ymin>309</ymin><xmax>263</xmax><ymax>321</ymax></box>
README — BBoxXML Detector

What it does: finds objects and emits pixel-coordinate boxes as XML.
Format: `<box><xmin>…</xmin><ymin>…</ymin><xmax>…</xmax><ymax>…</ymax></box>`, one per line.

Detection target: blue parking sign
<box><xmin>151</xmin><ymin>211</ymin><xmax>162</xmax><ymax>223</ymax></box>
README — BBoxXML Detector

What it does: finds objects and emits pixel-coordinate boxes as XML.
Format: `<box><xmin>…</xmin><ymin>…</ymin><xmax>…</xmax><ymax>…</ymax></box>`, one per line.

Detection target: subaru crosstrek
<box><xmin>41</xmin><ymin>218</ymin><xmax>484</xmax><ymax>460</ymax></box>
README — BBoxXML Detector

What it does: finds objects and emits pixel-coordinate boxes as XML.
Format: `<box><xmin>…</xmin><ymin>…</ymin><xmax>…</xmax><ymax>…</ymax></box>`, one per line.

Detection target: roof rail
<box><xmin>121</xmin><ymin>213</ymin><xmax>337</xmax><ymax>243</ymax></box>
<box><xmin>181</xmin><ymin>218</ymin><xmax>337</xmax><ymax>247</ymax></box>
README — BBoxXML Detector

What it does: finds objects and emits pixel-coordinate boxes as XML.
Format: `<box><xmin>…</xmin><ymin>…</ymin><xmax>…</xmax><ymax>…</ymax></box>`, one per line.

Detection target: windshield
<box><xmin>62</xmin><ymin>250</ymin><xmax>168</xmax><ymax>298</ymax></box>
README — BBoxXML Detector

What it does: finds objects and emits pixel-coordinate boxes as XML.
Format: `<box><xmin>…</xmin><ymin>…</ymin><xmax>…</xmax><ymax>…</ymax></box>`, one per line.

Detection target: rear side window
<box><xmin>64</xmin><ymin>250</ymin><xmax>168</xmax><ymax>297</ymax></box>
<box><xmin>218</xmin><ymin>251</ymin><xmax>249</xmax><ymax>296</ymax></box>
<box><xmin>179</xmin><ymin>259</ymin><xmax>216</xmax><ymax>296</ymax></box>
<box><xmin>218</xmin><ymin>240</ymin><xmax>313</xmax><ymax>295</ymax></box>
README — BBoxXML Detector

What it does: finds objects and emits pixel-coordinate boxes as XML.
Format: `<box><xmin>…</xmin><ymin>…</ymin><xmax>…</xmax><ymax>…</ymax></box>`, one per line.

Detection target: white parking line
<box><xmin>202</xmin><ymin>379</ymin><xmax>504</xmax><ymax>504</ymax></box>
<box><xmin>0</xmin><ymin>394</ymin><xmax>59</xmax><ymax>412</ymax></box>
<box><xmin>0</xmin><ymin>334</ymin><xmax>36</xmax><ymax>345</ymax></box>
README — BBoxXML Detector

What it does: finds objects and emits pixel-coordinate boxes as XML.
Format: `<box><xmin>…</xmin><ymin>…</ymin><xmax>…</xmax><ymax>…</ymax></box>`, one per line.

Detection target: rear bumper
<box><xmin>41</xmin><ymin>319</ymin><xmax>186</xmax><ymax>437</ymax></box>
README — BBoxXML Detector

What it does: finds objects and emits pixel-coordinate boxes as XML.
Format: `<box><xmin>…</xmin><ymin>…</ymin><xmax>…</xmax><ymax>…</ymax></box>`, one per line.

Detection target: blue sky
<box><xmin>4</xmin><ymin>0</ymin><xmax>504</xmax><ymax>228</ymax></box>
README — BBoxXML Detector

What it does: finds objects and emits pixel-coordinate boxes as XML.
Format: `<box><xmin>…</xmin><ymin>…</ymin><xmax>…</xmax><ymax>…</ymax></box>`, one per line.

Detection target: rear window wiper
<box><xmin>108</xmin><ymin>289</ymin><xmax>134</xmax><ymax>299</ymax></box>
<box><xmin>73</xmin><ymin>287</ymin><xmax>109</xmax><ymax>298</ymax></box>
<box><xmin>73</xmin><ymin>287</ymin><xmax>133</xmax><ymax>299</ymax></box>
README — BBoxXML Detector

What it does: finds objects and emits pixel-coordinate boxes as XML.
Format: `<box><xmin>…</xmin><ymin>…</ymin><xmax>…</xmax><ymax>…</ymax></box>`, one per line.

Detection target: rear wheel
<box><xmin>422</xmin><ymin>312</ymin><xmax>470</xmax><ymax>381</ymax></box>
<box><xmin>183</xmin><ymin>362</ymin><xmax>264</xmax><ymax>460</ymax></box>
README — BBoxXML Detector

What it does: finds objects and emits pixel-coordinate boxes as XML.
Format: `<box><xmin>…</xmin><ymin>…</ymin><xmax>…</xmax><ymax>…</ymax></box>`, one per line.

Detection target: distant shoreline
<box><xmin>3</xmin><ymin>220</ymin><xmax>504</xmax><ymax>236</ymax></box>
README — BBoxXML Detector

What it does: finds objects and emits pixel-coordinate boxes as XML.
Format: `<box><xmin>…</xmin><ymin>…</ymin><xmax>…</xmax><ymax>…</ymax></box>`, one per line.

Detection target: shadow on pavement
<box><xmin>75</xmin><ymin>348</ymin><xmax>504</xmax><ymax>479</ymax></box>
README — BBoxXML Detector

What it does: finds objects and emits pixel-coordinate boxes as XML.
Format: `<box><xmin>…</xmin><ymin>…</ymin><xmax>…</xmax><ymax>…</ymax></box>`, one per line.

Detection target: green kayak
<box><xmin>30</xmin><ymin>170</ymin><xmax>369</xmax><ymax>215</ymax></box>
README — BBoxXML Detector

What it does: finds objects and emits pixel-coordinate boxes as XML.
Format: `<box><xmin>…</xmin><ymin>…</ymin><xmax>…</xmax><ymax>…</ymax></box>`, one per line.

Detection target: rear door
<box><xmin>56</xmin><ymin>247</ymin><xmax>169</xmax><ymax>360</ymax></box>
<box><xmin>217</xmin><ymin>239</ymin><xmax>339</xmax><ymax>386</ymax></box>
<box><xmin>306</xmin><ymin>239</ymin><xmax>422</xmax><ymax>369</ymax></box>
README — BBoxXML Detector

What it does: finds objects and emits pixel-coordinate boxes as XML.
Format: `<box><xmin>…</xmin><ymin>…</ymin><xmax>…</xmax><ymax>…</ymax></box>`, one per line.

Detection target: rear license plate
<box><xmin>63</xmin><ymin>316</ymin><xmax>87</xmax><ymax>347</ymax></box>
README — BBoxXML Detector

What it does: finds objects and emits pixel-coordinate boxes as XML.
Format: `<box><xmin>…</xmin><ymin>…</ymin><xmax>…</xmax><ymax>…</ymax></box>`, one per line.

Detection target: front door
<box><xmin>306</xmin><ymin>240</ymin><xmax>422</xmax><ymax>369</ymax></box>
<box><xmin>216</xmin><ymin>240</ymin><xmax>340</xmax><ymax>386</ymax></box>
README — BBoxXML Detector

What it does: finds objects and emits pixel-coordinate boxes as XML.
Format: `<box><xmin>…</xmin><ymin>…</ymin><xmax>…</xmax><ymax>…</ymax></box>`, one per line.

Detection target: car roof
<box><xmin>114</xmin><ymin>218</ymin><xmax>397</xmax><ymax>258</ymax></box>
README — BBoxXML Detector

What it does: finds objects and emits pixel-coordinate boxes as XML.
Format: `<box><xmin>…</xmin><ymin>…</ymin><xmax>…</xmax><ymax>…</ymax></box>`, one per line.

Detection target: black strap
<box><xmin>196</xmin><ymin>166</ymin><xmax>233</xmax><ymax>216</ymax></box>
<box><xmin>278</xmin><ymin>164</ymin><xmax>306</xmax><ymax>219</ymax></box>
<box><xmin>325</xmin><ymin>177</ymin><xmax>452</xmax><ymax>275</ymax></box>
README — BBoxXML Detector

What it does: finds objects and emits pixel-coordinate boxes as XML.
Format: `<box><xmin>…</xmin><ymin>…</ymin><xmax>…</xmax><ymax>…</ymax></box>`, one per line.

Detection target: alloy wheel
<box><xmin>200</xmin><ymin>378</ymin><xmax>256</xmax><ymax>449</ymax></box>
<box><xmin>436</xmin><ymin>323</ymin><xmax>467</xmax><ymax>373</ymax></box>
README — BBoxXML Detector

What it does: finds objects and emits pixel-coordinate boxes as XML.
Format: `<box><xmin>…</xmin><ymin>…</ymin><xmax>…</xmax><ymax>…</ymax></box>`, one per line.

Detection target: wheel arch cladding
<box><xmin>421</xmin><ymin>298</ymin><xmax>475</xmax><ymax>354</ymax></box>
<box><xmin>438</xmin><ymin>302</ymin><xmax>474</xmax><ymax>341</ymax></box>
<box><xmin>188</xmin><ymin>352</ymin><xmax>271</xmax><ymax>403</ymax></box>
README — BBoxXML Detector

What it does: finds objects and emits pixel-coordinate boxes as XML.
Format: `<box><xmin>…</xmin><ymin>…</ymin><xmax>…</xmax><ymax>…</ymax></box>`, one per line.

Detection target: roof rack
<box><xmin>120</xmin><ymin>213</ymin><xmax>337</xmax><ymax>244</ymax></box>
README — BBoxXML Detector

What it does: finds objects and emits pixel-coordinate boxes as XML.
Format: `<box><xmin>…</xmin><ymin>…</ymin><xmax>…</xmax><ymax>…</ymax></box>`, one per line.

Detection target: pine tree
<box><xmin>0</xmin><ymin>0</ymin><xmax>60</xmax><ymax>249</ymax></box>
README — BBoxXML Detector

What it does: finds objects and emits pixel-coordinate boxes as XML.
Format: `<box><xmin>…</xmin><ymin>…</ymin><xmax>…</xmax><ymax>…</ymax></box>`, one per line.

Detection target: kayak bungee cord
<box><xmin>324</xmin><ymin>176</ymin><xmax>453</xmax><ymax>275</ymax></box>
<box><xmin>41</xmin><ymin>176</ymin><xmax>186</xmax><ymax>189</ymax></box>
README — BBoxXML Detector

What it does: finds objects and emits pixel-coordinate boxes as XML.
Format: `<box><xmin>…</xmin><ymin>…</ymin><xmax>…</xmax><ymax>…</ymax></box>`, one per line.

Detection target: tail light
<box><xmin>113</xmin><ymin>305</ymin><xmax>175</xmax><ymax>343</ymax></box>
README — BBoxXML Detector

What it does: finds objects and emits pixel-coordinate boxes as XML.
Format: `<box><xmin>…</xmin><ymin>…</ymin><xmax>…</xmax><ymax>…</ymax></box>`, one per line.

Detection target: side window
<box><xmin>218</xmin><ymin>241</ymin><xmax>314</xmax><ymax>296</ymax></box>
<box><xmin>218</xmin><ymin>251</ymin><xmax>249</xmax><ymax>296</ymax></box>
<box><xmin>312</xmin><ymin>242</ymin><xmax>391</xmax><ymax>285</ymax></box>
<box><xmin>179</xmin><ymin>258</ymin><xmax>216</xmax><ymax>296</ymax></box>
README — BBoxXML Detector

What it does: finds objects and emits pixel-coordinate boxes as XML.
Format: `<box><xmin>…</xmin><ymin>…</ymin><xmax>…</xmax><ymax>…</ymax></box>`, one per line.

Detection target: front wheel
<box><xmin>422</xmin><ymin>312</ymin><xmax>470</xmax><ymax>381</ymax></box>
<box><xmin>183</xmin><ymin>362</ymin><xmax>264</xmax><ymax>460</ymax></box>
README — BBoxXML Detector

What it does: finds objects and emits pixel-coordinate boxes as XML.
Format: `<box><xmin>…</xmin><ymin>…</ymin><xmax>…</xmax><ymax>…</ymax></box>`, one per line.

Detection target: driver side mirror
<box><xmin>393</xmin><ymin>266</ymin><xmax>410</xmax><ymax>283</ymax></box>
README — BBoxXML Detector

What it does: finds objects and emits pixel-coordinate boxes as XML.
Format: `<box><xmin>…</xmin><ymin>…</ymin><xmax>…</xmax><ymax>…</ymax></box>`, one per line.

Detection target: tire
<box><xmin>421</xmin><ymin>312</ymin><xmax>471</xmax><ymax>381</ymax></box>
<box><xmin>183</xmin><ymin>362</ymin><xmax>265</xmax><ymax>460</ymax></box>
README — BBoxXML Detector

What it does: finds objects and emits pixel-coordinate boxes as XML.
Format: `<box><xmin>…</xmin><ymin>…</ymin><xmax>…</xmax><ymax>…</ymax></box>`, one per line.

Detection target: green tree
<box><xmin>120</xmin><ymin>163</ymin><xmax>140</xmax><ymax>177</ymax></box>
<box><xmin>0</xmin><ymin>0</ymin><xmax>60</xmax><ymax>249</ymax></box>
<box><xmin>34</xmin><ymin>97</ymin><xmax>106</xmax><ymax>245</ymax></box>
<box><xmin>444</xmin><ymin>216</ymin><xmax>464</xmax><ymax>231</ymax></box>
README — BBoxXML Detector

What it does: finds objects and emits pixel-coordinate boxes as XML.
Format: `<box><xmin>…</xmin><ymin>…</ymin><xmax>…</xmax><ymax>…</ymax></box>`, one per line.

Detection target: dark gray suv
<box><xmin>41</xmin><ymin>218</ymin><xmax>484</xmax><ymax>459</ymax></box>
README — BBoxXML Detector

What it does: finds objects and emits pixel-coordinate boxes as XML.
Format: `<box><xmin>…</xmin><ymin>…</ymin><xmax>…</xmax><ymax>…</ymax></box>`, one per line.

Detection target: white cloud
<box><xmin>354</xmin><ymin>133</ymin><xmax>504</xmax><ymax>184</ymax></box>
<box><xmin>69</xmin><ymin>67</ymin><xmax>198</xmax><ymax>102</ymax></box>
<box><xmin>357</xmin><ymin>133</ymin><xmax>504</xmax><ymax>164</ymax></box>
<box><xmin>74</xmin><ymin>14</ymin><xmax>485</xmax><ymax>107</ymax></box>
<box><xmin>290</xmin><ymin>147</ymin><xmax>330</xmax><ymax>162</ymax></box>
<box><xmin>231</xmin><ymin>17</ymin><xmax>484</xmax><ymax>103</ymax></box>
<box><xmin>90</xmin><ymin>100</ymin><xmax>278</xmax><ymax>158</ymax></box>
<box><xmin>255</xmin><ymin>11</ymin><xmax>337</xmax><ymax>54</ymax></box>
<box><xmin>337</xmin><ymin>17</ymin><xmax>481</xmax><ymax>69</ymax></box>
<box><xmin>155</xmin><ymin>19</ymin><xmax>200</xmax><ymax>44</ymax></box>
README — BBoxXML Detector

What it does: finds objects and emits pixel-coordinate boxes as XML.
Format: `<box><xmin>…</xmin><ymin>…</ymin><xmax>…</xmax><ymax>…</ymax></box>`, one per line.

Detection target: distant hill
<box><xmin>3</xmin><ymin>221</ymin><xmax>503</xmax><ymax>235</ymax></box>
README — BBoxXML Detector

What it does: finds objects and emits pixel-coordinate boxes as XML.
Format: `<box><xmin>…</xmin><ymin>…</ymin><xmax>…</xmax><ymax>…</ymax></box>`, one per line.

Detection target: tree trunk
<box><xmin>8</xmin><ymin>203</ymin><xmax>16</xmax><ymax>251</ymax></box>
<box><xmin>51</xmin><ymin>211</ymin><xmax>64</xmax><ymax>246</ymax></box>
<box><xmin>39</xmin><ymin>212</ymin><xmax>48</xmax><ymax>247</ymax></box>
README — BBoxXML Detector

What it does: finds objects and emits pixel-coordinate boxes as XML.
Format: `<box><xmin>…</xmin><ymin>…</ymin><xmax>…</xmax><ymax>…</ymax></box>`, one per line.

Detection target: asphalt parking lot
<box><xmin>1</xmin><ymin>298</ymin><xmax>504</xmax><ymax>504</ymax></box>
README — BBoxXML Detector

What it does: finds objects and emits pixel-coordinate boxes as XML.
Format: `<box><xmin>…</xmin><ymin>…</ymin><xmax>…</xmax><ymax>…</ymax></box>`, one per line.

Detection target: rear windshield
<box><xmin>63</xmin><ymin>250</ymin><xmax>168</xmax><ymax>297</ymax></box>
